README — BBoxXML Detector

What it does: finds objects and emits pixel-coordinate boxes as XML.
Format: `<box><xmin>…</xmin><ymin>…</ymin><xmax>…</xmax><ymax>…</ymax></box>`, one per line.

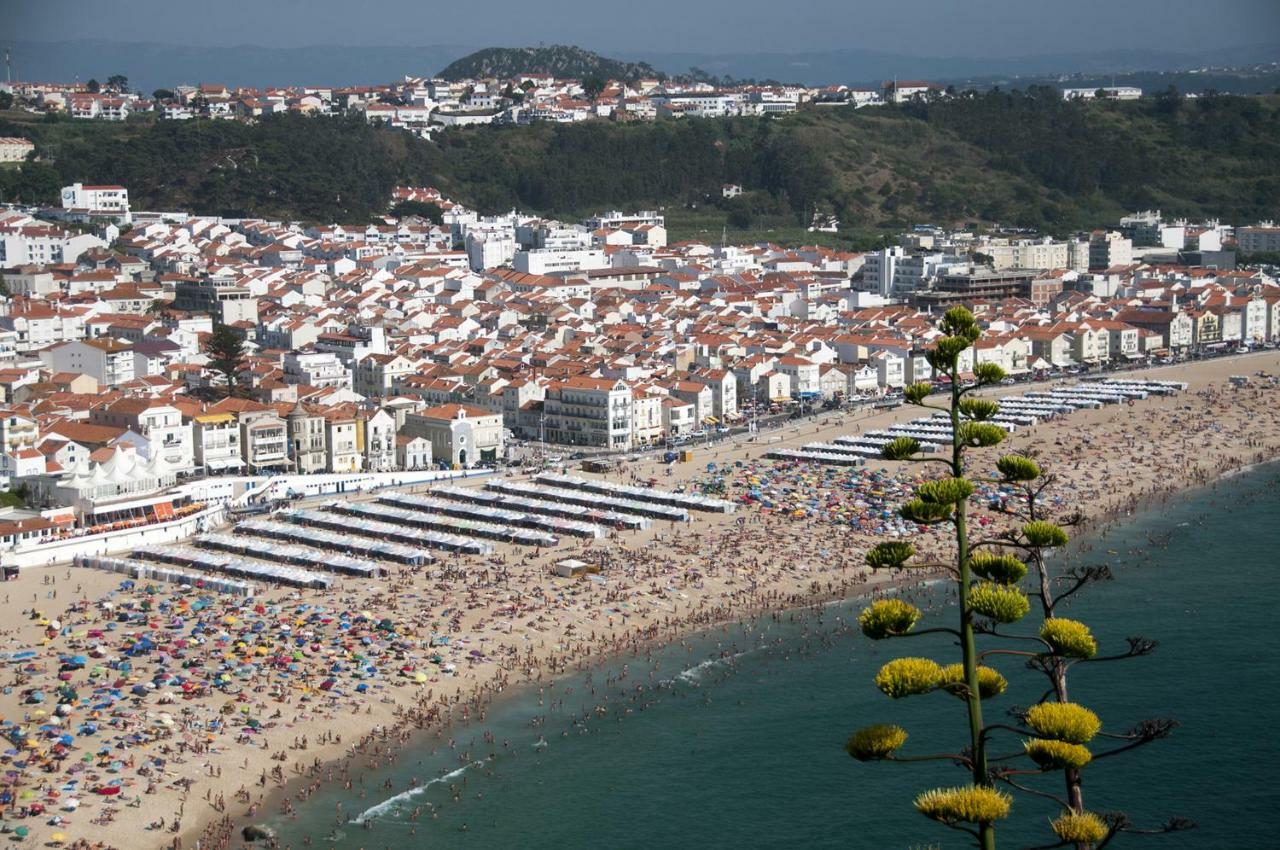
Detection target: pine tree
<box><xmin>847</xmin><ymin>306</ymin><xmax>1191</xmax><ymax>849</ymax></box>
<box><xmin>204</xmin><ymin>323</ymin><xmax>246</xmax><ymax>399</ymax></box>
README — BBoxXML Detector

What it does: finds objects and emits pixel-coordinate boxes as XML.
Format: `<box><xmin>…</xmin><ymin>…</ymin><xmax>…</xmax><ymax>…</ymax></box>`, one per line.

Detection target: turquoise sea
<box><xmin>265</xmin><ymin>462</ymin><xmax>1279</xmax><ymax>849</ymax></box>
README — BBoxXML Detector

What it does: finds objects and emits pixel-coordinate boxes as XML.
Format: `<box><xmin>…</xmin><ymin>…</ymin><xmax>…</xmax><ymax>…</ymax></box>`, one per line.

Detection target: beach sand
<box><xmin>2</xmin><ymin>352</ymin><xmax>1279</xmax><ymax>850</ymax></box>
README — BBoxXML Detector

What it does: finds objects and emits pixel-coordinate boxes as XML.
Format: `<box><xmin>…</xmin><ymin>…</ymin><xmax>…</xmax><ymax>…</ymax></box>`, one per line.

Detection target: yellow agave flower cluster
<box><xmin>858</xmin><ymin>599</ymin><xmax>922</xmax><ymax>640</ymax></box>
<box><xmin>849</xmin><ymin>306</ymin><xmax>1121</xmax><ymax>848</ymax></box>
<box><xmin>1024</xmin><ymin>738</ymin><xmax>1093</xmax><ymax>770</ymax></box>
<box><xmin>1051</xmin><ymin>810</ymin><xmax>1110</xmax><ymax>844</ymax></box>
<box><xmin>968</xmin><ymin>581</ymin><xmax>1030</xmax><ymax>623</ymax></box>
<box><xmin>1040</xmin><ymin>617</ymin><xmax>1098</xmax><ymax>659</ymax></box>
<box><xmin>915</xmin><ymin>785</ymin><xmax>1012</xmax><ymax>825</ymax></box>
<box><xmin>844</xmin><ymin>724</ymin><xmax>908</xmax><ymax>762</ymax></box>
<box><xmin>1026</xmin><ymin>702</ymin><xmax>1102</xmax><ymax>745</ymax></box>
<box><xmin>969</xmin><ymin>552</ymin><xmax>1028</xmax><ymax>584</ymax></box>
<box><xmin>874</xmin><ymin>657</ymin><xmax>943</xmax><ymax>699</ymax></box>
<box><xmin>938</xmin><ymin>663</ymin><xmax>1007</xmax><ymax>700</ymax></box>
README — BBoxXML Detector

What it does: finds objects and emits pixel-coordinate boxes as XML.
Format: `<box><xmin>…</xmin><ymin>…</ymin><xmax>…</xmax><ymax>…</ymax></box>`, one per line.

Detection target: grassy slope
<box><xmin>3</xmin><ymin>95</ymin><xmax>1276</xmax><ymax>245</ymax></box>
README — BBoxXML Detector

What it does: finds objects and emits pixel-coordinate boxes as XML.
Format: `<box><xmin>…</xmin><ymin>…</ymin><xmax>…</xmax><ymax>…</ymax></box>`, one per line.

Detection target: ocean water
<box><xmin>265</xmin><ymin>463</ymin><xmax>1279</xmax><ymax>849</ymax></box>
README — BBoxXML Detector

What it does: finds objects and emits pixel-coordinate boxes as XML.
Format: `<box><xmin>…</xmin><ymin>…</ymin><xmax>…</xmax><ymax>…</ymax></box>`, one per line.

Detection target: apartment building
<box><xmin>0</xmin><ymin>219</ymin><xmax>106</xmax><ymax>266</ymax></box>
<box><xmin>630</xmin><ymin>389</ymin><xmax>664</xmax><ymax>446</ymax></box>
<box><xmin>173</xmin><ymin>278</ymin><xmax>258</xmax><ymax>324</ymax></box>
<box><xmin>60</xmin><ymin>183</ymin><xmax>132</xmax><ymax>223</ymax></box>
<box><xmin>285</xmin><ymin>403</ymin><xmax>327</xmax><ymax>473</ymax></box>
<box><xmin>0</xmin><ymin>411</ymin><xmax>39</xmax><ymax>456</ymax></box>
<box><xmin>361</xmin><ymin>408</ymin><xmax>397</xmax><ymax>472</ymax></box>
<box><xmin>90</xmin><ymin>398</ymin><xmax>194</xmax><ymax>472</ymax></box>
<box><xmin>41</xmin><ymin>338</ymin><xmax>135</xmax><ymax>387</ymax></box>
<box><xmin>1088</xmin><ymin>231</ymin><xmax>1133</xmax><ymax>270</ymax></box>
<box><xmin>282</xmin><ymin>351</ymin><xmax>352</xmax><ymax>390</ymax></box>
<box><xmin>220</xmin><ymin>404</ymin><xmax>290</xmax><ymax>472</ymax></box>
<box><xmin>324</xmin><ymin>412</ymin><xmax>362</xmax><ymax>473</ymax></box>
<box><xmin>543</xmin><ymin>376</ymin><xmax>633</xmax><ymax>450</ymax></box>
<box><xmin>353</xmin><ymin>353</ymin><xmax>417</xmax><ymax>397</ymax></box>
<box><xmin>775</xmin><ymin>356</ymin><xmax>821</xmax><ymax>398</ymax></box>
<box><xmin>1237</xmin><ymin>224</ymin><xmax>1280</xmax><ymax>256</ymax></box>
<box><xmin>689</xmin><ymin>369</ymin><xmax>738</xmax><ymax>420</ymax></box>
<box><xmin>0</xmin><ymin>138</ymin><xmax>34</xmax><ymax>163</ymax></box>
<box><xmin>191</xmin><ymin>412</ymin><xmax>244</xmax><ymax>473</ymax></box>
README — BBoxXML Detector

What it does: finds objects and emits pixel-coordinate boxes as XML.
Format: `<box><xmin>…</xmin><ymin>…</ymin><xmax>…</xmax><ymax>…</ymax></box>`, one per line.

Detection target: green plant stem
<box><xmin>950</xmin><ymin>366</ymin><xmax>994</xmax><ymax>850</ymax></box>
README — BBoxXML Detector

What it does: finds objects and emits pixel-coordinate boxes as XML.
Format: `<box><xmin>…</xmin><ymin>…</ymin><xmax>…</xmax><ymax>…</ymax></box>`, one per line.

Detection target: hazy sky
<box><xmin>8</xmin><ymin>0</ymin><xmax>1280</xmax><ymax>56</ymax></box>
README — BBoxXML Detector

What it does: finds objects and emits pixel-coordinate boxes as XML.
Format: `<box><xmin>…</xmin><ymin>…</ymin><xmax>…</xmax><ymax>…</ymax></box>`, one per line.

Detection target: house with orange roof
<box><xmin>40</xmin><ymin>338</ymin><xmax>135</xmax><ymax>387</ymax></box>
<box><xmin>543</xmin><ymin>376</ymin><xmax>633</xmax><ymax>450</ymax></box>
<box><xmin>90</xmin><ymin>396</ymin><xmax>194</xmax><ymax>472</ymax></box>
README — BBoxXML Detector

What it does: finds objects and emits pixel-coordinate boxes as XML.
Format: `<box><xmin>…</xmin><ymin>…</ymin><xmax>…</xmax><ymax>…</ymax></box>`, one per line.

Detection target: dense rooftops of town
<box><xmin>1</xmin><ymin>182</ymin><xmax>1278</xmax><ymax>533</ymax></box>
<box><xmin>8</xmin><ymin>69</ymin><xmax>1090</xmax><ymax>137</ymax></box>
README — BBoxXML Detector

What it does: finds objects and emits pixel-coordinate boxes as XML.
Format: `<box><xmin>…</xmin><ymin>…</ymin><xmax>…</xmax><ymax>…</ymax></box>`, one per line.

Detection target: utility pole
<box><xmin>538</xmin><ymin>408</ymin><xmax>546</xmax><ymax>466</ymax></box>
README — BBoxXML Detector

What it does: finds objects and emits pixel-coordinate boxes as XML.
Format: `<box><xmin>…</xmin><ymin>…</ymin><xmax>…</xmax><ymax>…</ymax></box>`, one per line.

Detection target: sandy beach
<box><xmin>2</xmin><ymin>351</ymin><xmax>1279</xmax><ymax>850</ymax></box>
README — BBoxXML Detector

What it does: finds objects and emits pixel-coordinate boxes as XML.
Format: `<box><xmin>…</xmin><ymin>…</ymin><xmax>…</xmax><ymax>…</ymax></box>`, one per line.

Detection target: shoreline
<box><xmin>4</xmin><ymin>352</ymin><xmax>1277</xmax><ymax>850</ymax></box>
<box><xmin>231</xmin><ymin>566</ymin><xmax>938</xmax><ymax>844</ymax></box>
<box><xmin>230</xmin><ymin>450</ymin><xmax>1280</xmax><ymax>846</ymax></box>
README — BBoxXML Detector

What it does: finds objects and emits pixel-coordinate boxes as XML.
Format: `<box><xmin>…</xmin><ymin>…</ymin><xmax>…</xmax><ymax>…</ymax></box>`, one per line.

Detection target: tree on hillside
<box><xmin>847</xmin><ymin>306</ymin><xmax>1190</xmax><ymax>849</ymax></box>
<box><xmin>204</xmin><ymin>323</ymin><xmax>247</xmax><ymax>398</ymax></box>
<box><xmin>582</xmin><ymin>74</ymin><xmax>607</xmax><ymax>103</ymax></box>
<box><xmin>152</xmin><ymin>89</ymin><xmax>176</xmax><ymax>102</ymax></box>
<box><xmin>0</xmin><ymin>91</ymin><xmax>12</xmax><ymax>111</ymax></box>
<box><xmin>106</xmin><ymin>75</ymin><xmax>129</xmax><ymax>93</ymax></box>
<box><xmin>389</xmin><ymin>200</ymin><xmax>443</xmax><ymax>223</ymax></box>
<box><xmin>86</xmin><ymin>79</ymin><xmax>101</xmax><ymax>94</ymax></box>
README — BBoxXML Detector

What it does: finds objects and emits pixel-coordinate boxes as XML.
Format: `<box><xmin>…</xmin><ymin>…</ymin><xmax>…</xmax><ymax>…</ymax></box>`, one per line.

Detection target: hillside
<box><xmin>2</xmin><ymin>91</ymin><xmax>1277</xmax><ymax>244</ymax></box>
<box><xmin>438</xmin><ymin>45</ymin><xmax>661</xmax><ymax>82</ymax></box>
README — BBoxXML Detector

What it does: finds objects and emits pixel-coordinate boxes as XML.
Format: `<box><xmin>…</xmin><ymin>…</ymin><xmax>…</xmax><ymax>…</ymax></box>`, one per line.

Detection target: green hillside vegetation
<box><xmin>1</xmin><ymin>88</ymin><xmax>1276</xmax><ymax>246</ymax></box>
<box><xmin>438</xmin><ymin>45</ymin><xmax>660</xmax><ymax>83</ymax></box>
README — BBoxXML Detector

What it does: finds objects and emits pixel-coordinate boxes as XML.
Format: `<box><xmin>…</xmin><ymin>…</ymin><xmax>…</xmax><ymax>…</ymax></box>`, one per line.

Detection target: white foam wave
<box><xmin>674</xmin><ymin>649</ymin><xmax>749</xmax><ymax>684</ymax></box>
<box><xmin>351</xmin><ymin>762</ymin><xmax>478</xmax><ymax>823</ymax></box>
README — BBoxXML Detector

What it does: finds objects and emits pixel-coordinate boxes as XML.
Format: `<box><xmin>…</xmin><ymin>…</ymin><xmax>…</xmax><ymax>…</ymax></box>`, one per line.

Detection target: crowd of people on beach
<box><xmin>1</xmin><ymin>365</ymin><xmax>1278</xmax><ymax>850</ymax></box>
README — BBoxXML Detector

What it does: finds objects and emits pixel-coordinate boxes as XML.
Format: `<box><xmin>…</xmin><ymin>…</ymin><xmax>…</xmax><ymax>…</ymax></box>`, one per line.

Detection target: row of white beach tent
<box><xmin>195</xmin><ymin>531</ymin><xmax>382</xmax><ymax>578</ymax></box>
<box><xmin>430</xmin><ymin>484</ymin><xmax>652</xmax><ymax>532</ymax></box>
<box><xmin>132</xmin><ymin>543</ymin><xmax>333</xmax><ymax>590</ymax></box>
<box><xmin>379</xmin><ymin>491</ymin><xmax>606</xmax><ymax>540</ymax></box>
<box><xmin>773</xmin><ymin>378</ymin><xmax>1186</xmax><ymax>466</ymax></box>
<box><xmin>76</xmin><ymin>555</ymin><xmax>257</xmax><ymax>597</ymax></box>
<box><xmin>1087</xmin><ymin>378</ymin><xmax>1187</xmax><ymax>393</ymax></box>
<box><xmin>236</xmin><ymin>518</ymin><xmax>435</xmax><ymax>565</ymax></box>
<box><xmin>331</xmin><ymin>500</ymin><xmax>557</xmax><ymax>548</ymax></box>
<box><xmin>534</xmin><ymin>474</ymin><xmax>738</xmax><ymax>514</ymax></box>
<box><xmin>285</xmin><ymin>507</ymin><xmax>496</xmax><ymax>556</ymax></box>
<box><xmin>487</xmin><ymin>480</ymin><xmax>691</xmax><ymax>523</ymax></box>
<box><xmin>766</xmin><ymin>447</ymin><xmax>865</xmax><ymax>466</ymax></box>
<box><xmin>92</xmin><ymin>473</ymin><xmax>709</xmax><ymax>593</ymax></box>
<box><xmin>86</xmin><ymin>475</ymin><xmax>728</xmax><ymax>594</ymax></box>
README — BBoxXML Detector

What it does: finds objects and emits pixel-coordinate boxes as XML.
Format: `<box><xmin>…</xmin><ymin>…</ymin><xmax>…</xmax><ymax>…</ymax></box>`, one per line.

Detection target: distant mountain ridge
<box><xmin>5</xmin><ymin>40</ymin><xmax>477</xmax><ymax>92</ymax></box>
<box><xmin>437</xmin><ymin>45</ymin><xmax>661</xmax><ymax>82</ymax></box>
<box><xmin>7</xmin><ymin>38</ymin><xmax>1278</xmax><ymax>92</ymax></box>
<box><xmin>625</xmin><ymin>43</ymin><xmax>1280</xmax><ymax>87</ymax></box>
